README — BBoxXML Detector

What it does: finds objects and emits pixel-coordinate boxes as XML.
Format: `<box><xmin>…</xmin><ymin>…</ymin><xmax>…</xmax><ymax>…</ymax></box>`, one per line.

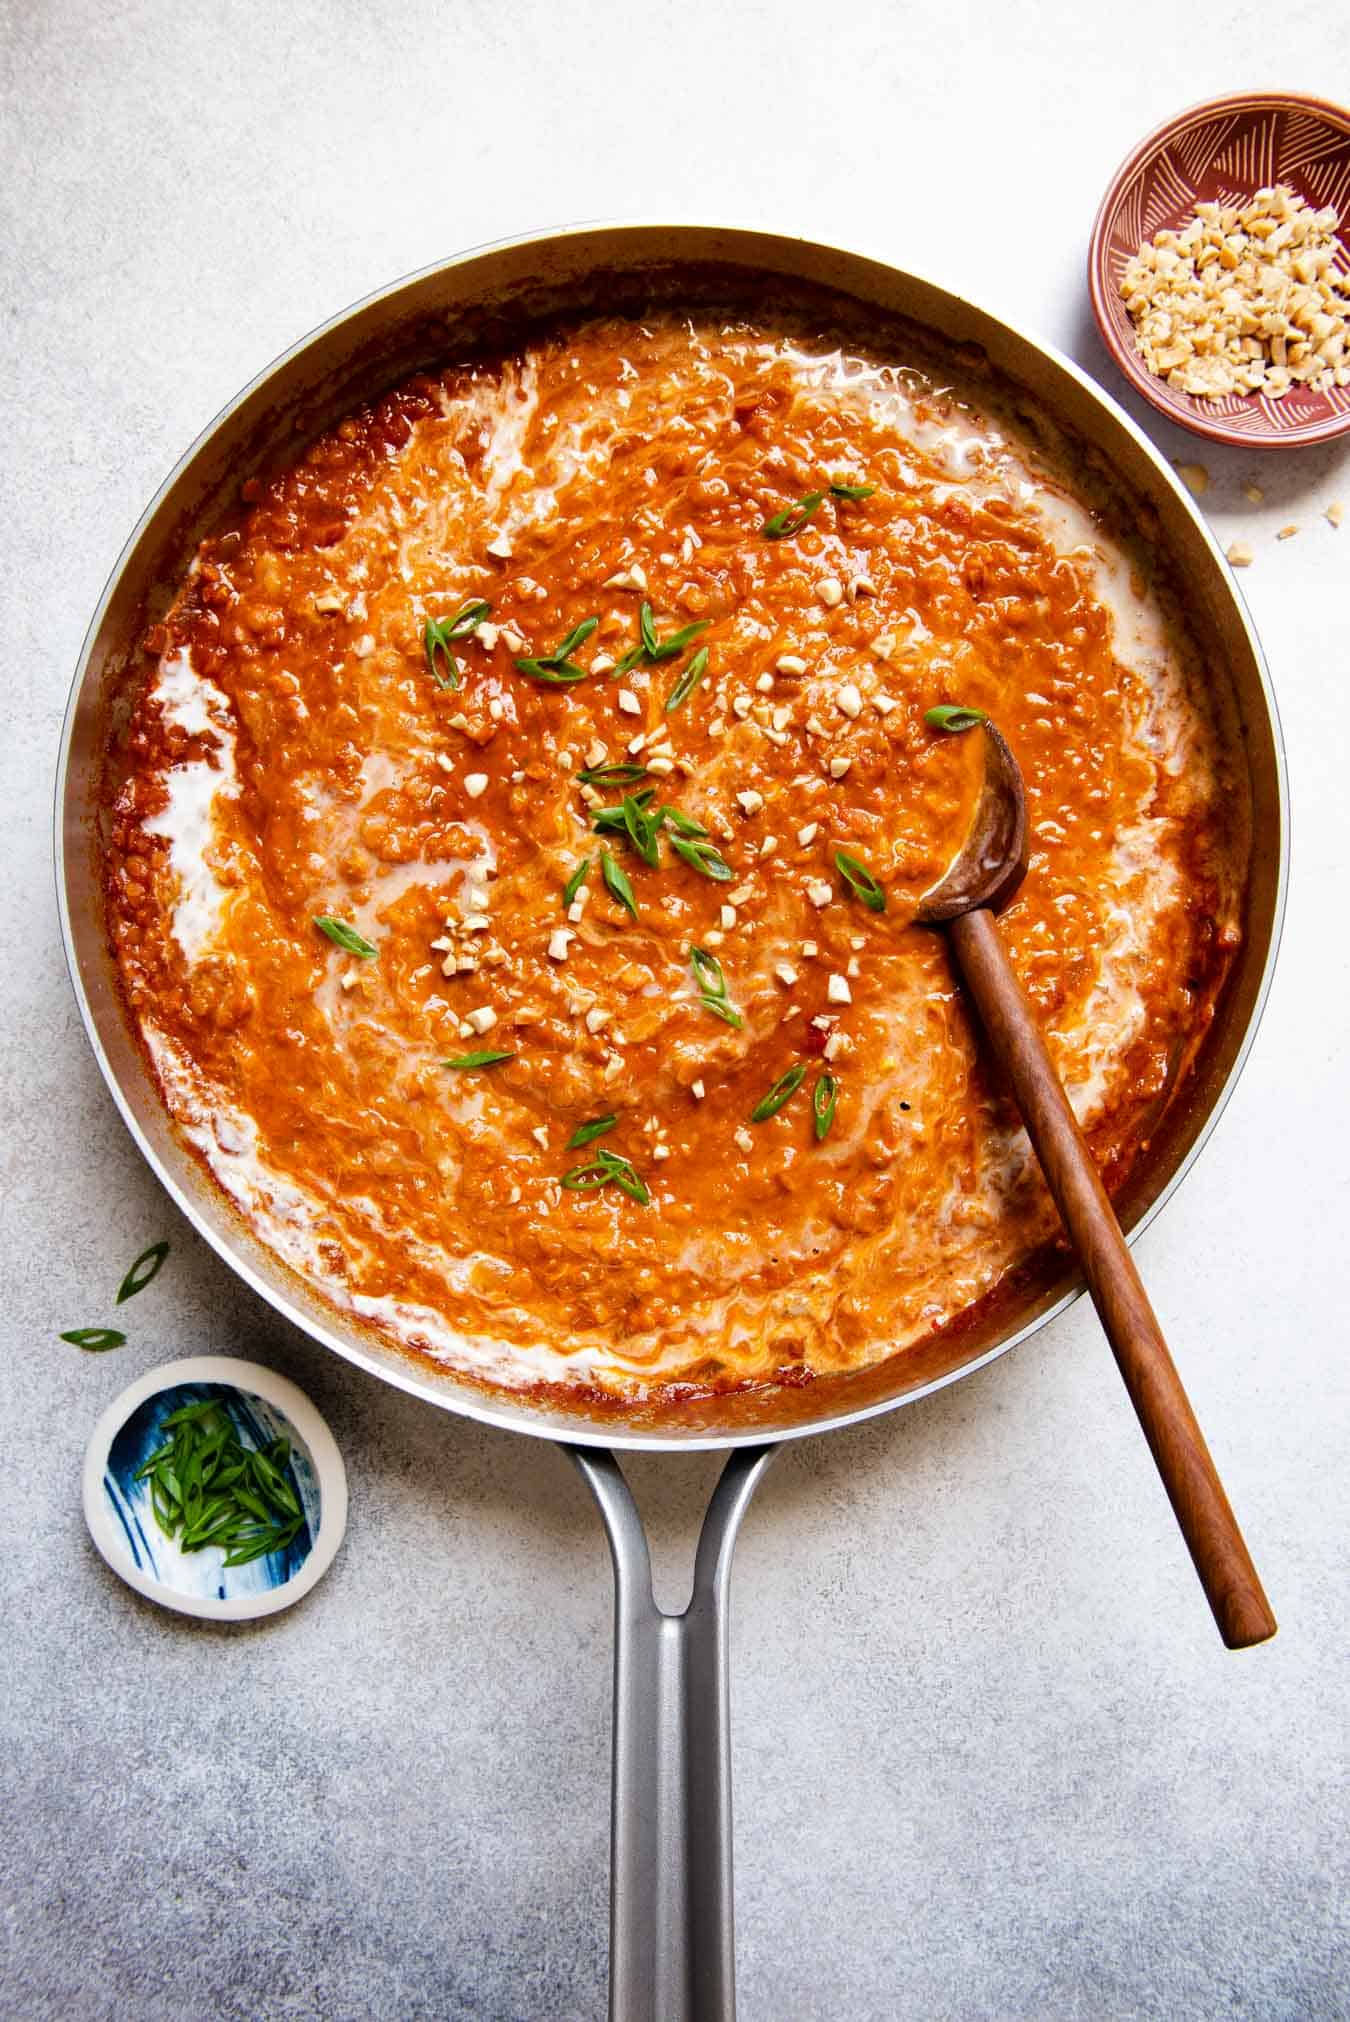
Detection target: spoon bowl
<box><xmin>916</xmin><ymin>719</ymin><xmax>1029</xmax><ymax>921</ymax></box>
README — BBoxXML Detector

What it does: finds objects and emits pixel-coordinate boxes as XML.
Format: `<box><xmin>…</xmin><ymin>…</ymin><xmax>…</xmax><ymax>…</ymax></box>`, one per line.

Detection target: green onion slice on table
<box><xmin>59</xmin><ymin>1327</ymin><xmax>126</xmax><ymax>1352</ymax></box>
<box><xmin>116</xmin><ymin>1240</ymin><xmax>170</xmax><ymax>1305</ymax></box>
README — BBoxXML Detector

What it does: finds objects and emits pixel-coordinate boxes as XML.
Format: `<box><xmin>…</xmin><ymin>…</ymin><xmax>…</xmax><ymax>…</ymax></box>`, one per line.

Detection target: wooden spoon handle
<box><xmin>948</xmin><ymin>906</ymin><xmax>1276</xmax><ymax>1649</ymax></box>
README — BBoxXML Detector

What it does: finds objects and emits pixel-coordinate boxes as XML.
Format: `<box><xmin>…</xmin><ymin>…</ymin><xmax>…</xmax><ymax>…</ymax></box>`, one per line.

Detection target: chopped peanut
<box><xmin>1121</xmin><ymin>185</ymin><xmax>1350</xmax><ymax>401</ymax></box>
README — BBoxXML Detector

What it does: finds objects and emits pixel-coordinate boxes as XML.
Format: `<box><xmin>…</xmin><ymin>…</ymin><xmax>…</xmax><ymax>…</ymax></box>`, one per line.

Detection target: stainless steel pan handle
<box><xmin>568</xmin><ymin>1445</ymin><xmax>777</xmax><ymax>2022</ymax></box>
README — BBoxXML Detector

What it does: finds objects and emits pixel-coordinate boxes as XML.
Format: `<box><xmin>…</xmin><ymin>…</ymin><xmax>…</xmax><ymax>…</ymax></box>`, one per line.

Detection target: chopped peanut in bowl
<box><xmin>1120</xmin><ymin>184</ymin><xmax>1350</xmax><ymax>401</ymax></box>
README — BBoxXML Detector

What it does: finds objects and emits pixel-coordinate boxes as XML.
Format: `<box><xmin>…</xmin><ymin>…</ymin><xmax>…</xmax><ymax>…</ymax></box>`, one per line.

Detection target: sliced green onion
<box><xmin>834</xmin><ymin>849</ymin><xmax>887</xmax><ymax>913</ymax></box>
<box><xmin>762</xmin><ymin>492</ymin><xmax>824</xmax><ymax>539</ymax></box>
<box><xmin>182</xmin><ymin>1514</ymin><xmax>241</xmax><ymax>1551</ymax></box>
<box><xmin>514</xmin><ymin>656</ymin><xmax>592</xmax><ymax>685</ymax></box>
<box><xmin>690</xmin><ymin>942</ymin><xmax>744</xmax><ymax>1030</ymax></box>
<box><xmin>159</xmin><ymin>1401</ymin><xmax>224</xmax><ymax>1430</ymax></box>
<box><xmin>665</xmin><ymin>646</ymin><xmax>711</xmax><ymax>713</ymax></box>
<box><xmin>601</xmin><ymin>848</ymin><xmax>638</xmax><ymax>918</ymax></box>
<box><xmin>116</xmin><ymin>1240</ymin><xmax>170</xmax><ymax>1305</ymax></box>
<box><xmin>829</xmin><ymin>480</ymin><xmax>876</xmax><ymax>501</ymax></box>
<box><xmin>515</xmin><ymin>615</ymin><xmax>603</xmax><ymax>686</ymax></box>
<box><xmin>314</xmin><ymin>916</ymin><xmax>378</xmax><ymax>959</ymax></box>
<box><xmin>659</xmin><ymin>805</ymin><xmax>709</xmax><ymax>839</ymax></box>
<box><xmin>577</xmin><ymin>762</ymin><xmax>649</xmax><ymax>787</ymax></box>
<box><xmin>563</xmin><ymin>857</ymin><xmax>591</xmax><ymax>908</ymax></box>
<box><xmin>595</xmin><ymin>1148</ymin><xmax>651</xmax><ymax>1204</ymax></box>
<box><xmin>136</xmin><ymin>1404</ymin><xmax>308</xmax><ymax>1562</ymax></box>
<box><xmin>646</xmin><ymin>618</ymin><xmax>709</xmax><ymax>663</ymax></box>
<box><xmin>924</xmin><ymin>704</ymin><xmax>987</xmax><ymax>734</ymax></box>
<box><xmin>690</xmin><ymin>945</ymin><xmax>729</xmax><ymax>999</ymax></box>
<box><xmin>670</xmin><ymin>835</ymin><xmax>734</xmax><ymax>882</ymax></box>
<box><xmin>626</xmin><ymin>600</ymin><xmax>709</xmax><ymax>669</ymax></box>
<box><xmin>592</xmin><ymin>810</ymin><xmax>634</xmax><ymax>836</ymax></box>
<box><xmin>567</xmin><ymin>1114</ymin><xmax>618</xmax><ymax>1150</ymax></box>
<box><xmin>552</xmin><ymin>616</ymin><xmax>600</xmax><ymax>662</ymax></box>
<box><xmin>445</xmin><ymin>598</ymin><xmax>493</xmax><ymax>638</ymax></box>
<box><xmin>442</xmin><ymin>1050</ymin><xmax>515</xmax><ymax>1069</ymax></box>
<box><xmin>517</xmin><ymin>606</ymin><xmax>602</xmax><ymax>687</ymax></box>
<box><xmin>560</xmin><ymin>1146</ymin><xmax>650</xmax><ymax>1204</ymax></box>
<box><xmin>425</xmin><ymin>598</ymin><xmax>493</xmax><ymax>688</ymax></box>
<box><xmin>609</xmin><ymin>787</ymin><xmax>656</xmax><ymax>810</ymax></box>
<box><xmin>250</xmin><ymin>1448</ymin><xmax>301</xmax><ymax>1516</ymax></box>
<box><xmin>59</xmin><ymin>1327</ymin><xmax>126</xmax><ymax>1352</ymax></box>
<box><xmin>621</xmin><ymin>795</ymin><xmax>662</xmax><ymax>869</ymax></box>
<box><xmin>812</xmin><ymin>1071</ymin><xmax>839</xmax><ymax>1141</ymax></box>
<box><xmin>592</xmin><ymin>787</ymin><xmax>656</xmax><ymax>836</ymax></box>
<box><xmin>223</xmin><ymin>1522</ymin><xmax>302</xmax><ymax>1568</ymax></box>
<box><xmin>423</xmin><ymin>617</ymin><xmax>461</xmax><ymax>691</ymax></box>
<box><xmin>750</xmin><ymin>1062</ymin><xmax>807</xmax><ymax>1123</ymax></box>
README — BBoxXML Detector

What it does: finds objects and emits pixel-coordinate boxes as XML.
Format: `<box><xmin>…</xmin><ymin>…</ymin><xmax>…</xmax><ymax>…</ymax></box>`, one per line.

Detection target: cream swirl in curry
<box><xmin>104</xmin><ymin>304</ymin><xmax>1245</xmax><ymax>1404</ymax></box>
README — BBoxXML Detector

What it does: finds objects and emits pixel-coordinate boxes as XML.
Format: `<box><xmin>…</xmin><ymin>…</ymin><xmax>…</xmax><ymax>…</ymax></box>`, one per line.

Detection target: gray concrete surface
<box><xmin>3</xmin><ymin>2</ymin><xmax>1348</xmax><ymax>2016</ymax></box>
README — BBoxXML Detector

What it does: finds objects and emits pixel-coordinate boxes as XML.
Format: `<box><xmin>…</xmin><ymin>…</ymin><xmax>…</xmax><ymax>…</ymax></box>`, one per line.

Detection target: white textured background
<box><xmin>3</xmin><ymin>3</ymin><xmax>1348</xmax><ymax>2017</ymax></box>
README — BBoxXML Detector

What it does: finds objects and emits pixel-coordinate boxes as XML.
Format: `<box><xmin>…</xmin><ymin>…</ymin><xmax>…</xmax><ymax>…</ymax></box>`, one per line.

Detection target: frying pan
<box><xmin>55</xmin><ymin>224</ymin><xmax>1287</xmax><ymax>2021</ymax></box>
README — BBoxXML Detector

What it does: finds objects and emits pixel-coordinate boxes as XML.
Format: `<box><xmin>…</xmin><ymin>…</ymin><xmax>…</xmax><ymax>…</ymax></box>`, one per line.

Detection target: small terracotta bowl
<box><xmin>1088</xmin><ymin>91</ymin><xmax>1350</xmax><ymax>448</ymax></box>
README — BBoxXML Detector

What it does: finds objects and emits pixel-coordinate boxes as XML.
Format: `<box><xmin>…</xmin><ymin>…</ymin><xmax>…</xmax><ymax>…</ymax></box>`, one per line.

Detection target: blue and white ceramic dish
<box><xmin>83</xmin><ymin>1357</ymin><xmax>347</xmax><ymax>1619</ymax></box>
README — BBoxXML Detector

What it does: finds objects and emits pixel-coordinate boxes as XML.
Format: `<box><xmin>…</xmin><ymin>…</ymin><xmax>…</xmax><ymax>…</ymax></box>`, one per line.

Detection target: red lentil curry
<box><xmin>104</xmin><ymin>300</ymin><xmax>1246</xmax><ymax>1404</ymax></box>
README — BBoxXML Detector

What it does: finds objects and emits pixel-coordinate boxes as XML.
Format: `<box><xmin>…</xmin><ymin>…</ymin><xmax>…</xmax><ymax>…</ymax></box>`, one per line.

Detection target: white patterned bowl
<box><xmin>1089</xmin><ymin>90</ymin><xmax>1350</xmax><ymax>448</ymax></box>
<box><xmin>82</xmin><ymin>1358</ymin><xmax>348</xmax><ymax>1620</ymax></box>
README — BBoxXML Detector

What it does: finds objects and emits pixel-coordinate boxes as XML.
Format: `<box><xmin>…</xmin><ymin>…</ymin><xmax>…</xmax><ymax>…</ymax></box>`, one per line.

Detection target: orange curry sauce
<box><xmin>105</xmin><ymin>307</ymin><xmax>1245</xmax><ymax>1402</ymax></box>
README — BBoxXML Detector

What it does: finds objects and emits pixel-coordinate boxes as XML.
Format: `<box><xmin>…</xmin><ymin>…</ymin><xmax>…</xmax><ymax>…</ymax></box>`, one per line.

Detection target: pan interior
<box><xmin>57</xmin><ymin>225</ymin><xmax>1286</xmax><ymax>1447</ymax></box>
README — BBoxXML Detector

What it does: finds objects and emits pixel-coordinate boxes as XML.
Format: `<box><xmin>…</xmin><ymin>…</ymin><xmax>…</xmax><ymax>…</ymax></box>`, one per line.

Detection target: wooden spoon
<box><xmin>918</xmin><ymin>719</ymin><xmax>1276</xmax><ymax>1649</ymax></box>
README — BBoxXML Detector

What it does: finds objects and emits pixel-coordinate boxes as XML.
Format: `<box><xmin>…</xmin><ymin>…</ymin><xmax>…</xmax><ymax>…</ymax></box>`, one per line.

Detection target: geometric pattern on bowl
<box><xmin>1088</xmin><ymin>91</ymin><xmax>1350</xmax><ymax>447</ymax></box>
